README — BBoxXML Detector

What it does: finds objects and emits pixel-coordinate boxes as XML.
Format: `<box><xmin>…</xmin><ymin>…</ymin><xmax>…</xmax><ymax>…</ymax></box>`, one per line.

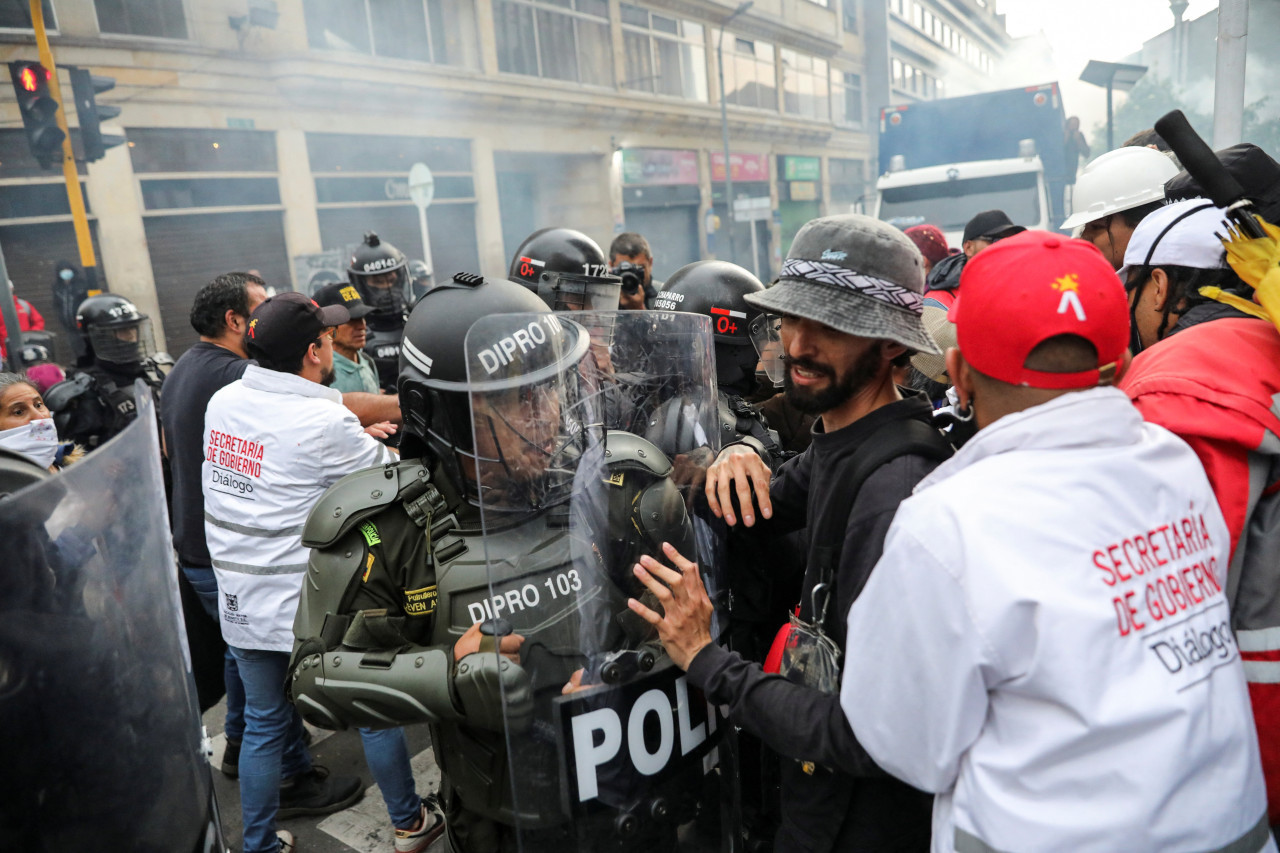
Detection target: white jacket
<box><xmin>202</xmin><ymin>365</ymin><xmax>393</xmax><ymax>651</ymax></box>
<box><xmin>842</xmin><ymin>387</ymin><xmax>1273</xmax><ymax>853</ymax></box>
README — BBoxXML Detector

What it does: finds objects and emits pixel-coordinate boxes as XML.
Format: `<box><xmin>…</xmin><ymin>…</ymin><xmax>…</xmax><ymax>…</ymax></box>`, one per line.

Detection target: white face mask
<box><xmin>59</xmin><ymin>269</ymin><xmax>75</xmax><ymax>282</ymax></box>
<box><xmin>0</xmin><ymin>417</ymin><xmax>59</xmax><ymax>469</ymax></box>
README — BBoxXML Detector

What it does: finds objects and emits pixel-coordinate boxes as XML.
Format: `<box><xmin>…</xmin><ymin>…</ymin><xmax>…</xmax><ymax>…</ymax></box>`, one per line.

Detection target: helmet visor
<box><xmin>89</xmin><ymin>318</ymin><xmax>156</xmax><ymax>366</ymax></box>
<box><xmin>464</xmin><ymin>313</ymin><xmax>594</xmax><ymax>513</ymax></box>
<box><xmin>354</xmin><ymin>268</ymin><xmax>409</xmax><ymax>314</ymax></box>
<box><xmin>749</xmin><ymin>313</ymin><xmax>785</xmax><ymax>386</ymax></box>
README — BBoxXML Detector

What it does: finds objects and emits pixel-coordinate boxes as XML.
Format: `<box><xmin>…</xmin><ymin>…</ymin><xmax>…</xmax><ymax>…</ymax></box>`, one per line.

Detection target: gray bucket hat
<box><xmin>744</xmin><ymin>214</ymin><xmax>941</xmax><ymax>355</ymax></box>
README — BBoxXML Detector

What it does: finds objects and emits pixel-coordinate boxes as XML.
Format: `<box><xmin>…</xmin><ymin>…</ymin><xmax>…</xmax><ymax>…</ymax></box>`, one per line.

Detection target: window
<box><xmin>141</xmin><ymin>178</ymin><xmax>281</xmax><ymax>211</ymax></box>
<box><xmin>891</xmin><ymin>58</ymin><xmax>903</xmax><ymax>89</ymax></box>
<box><xmin>829</xmin><ymin>157</ymin><xmax>866</xmax><ymax>214</ymax></box>
<box><xmin>911</xmin><ymin>3</ymin><xmax>923</xmax><ymax>29</ymax></box>
<box><xmin>0</xmin><ymin>0</ymin><xmax>56</xmax><ymax>30</ymax></box>
<box><xmin>890</xmin><ymin>0</ymin><xmax>906</xmax><ymax>17</ymax></box>
<box><xmin>127</xmin><ymin>129</ymin><xmax>277</xmax><ymax>174</ymax></box>
<box><xmin>95</xmin><ymin>0</ymin><xmax>186</xmax><ymax>39</ymax></box>
<box><xmin>716</xmin><ymin>33</ymin><xmax>776</xmax><ymax>111</ymax></box>
<box><xmin>831</xmin><ymin>70</ymin><xmax>863</xmax><ymax>126</ymax></box>
<box><xmin>842</xmin><ymin>0</ymin><xmax>857</xmax><ymax>32</ymax></box>
<box><xmin>495</xmin><ymin>0</ymin><xmax>612</xmax><ymax>86</ymax></box>
<box><xmin>307</xmin><ymin>133</ymin><xmax>471</xmax><ymax>173</ymax></box>
<box><xmin>621</xmin><ymin>5</ymin><xmax>707</xmax><ymax>101</ymax></box>
<box><xmin>304</xmin><ymin>0</ymin><xmax>473</xmax><ymax>66</ymax></box>
<box><xmin>781</xmin><ymin>48</ymin><xmax>829</xmax><ymax>122</ymax></box>
<box><xmin>803</xmin><ymin>0</ymin><xmax>829</xmax><ymax>6</ymax></box>
<box><xmin>878</xmin><ymin>172</ymin><xmax>1040</xmax><ymax>231</ymax></box>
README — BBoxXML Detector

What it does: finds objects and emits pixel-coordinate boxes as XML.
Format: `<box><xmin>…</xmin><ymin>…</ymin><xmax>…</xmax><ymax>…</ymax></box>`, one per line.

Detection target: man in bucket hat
<box><xmin>626</xmin><ymin>214</ymin><xmax>953</xmax><ymax>852</ymax></box>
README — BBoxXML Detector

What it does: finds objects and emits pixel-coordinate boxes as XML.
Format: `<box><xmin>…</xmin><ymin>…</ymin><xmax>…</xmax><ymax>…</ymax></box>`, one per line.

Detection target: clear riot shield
<box><xmin>465</xmin><ymin>310</ymin><xmax>736</xmax><ymax>852</ymax></box>
<box><xmin>0</xmin><ymin>384</ymin><xmax>223</xmax><ymax>852</ymax></box>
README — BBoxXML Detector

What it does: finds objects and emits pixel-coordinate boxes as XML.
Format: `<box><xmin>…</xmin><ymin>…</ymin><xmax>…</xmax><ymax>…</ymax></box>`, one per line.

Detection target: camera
<box><xmin>610</xmin><ymin>262</ymin><xmax>646</xmax><ymax>293</ymax></box>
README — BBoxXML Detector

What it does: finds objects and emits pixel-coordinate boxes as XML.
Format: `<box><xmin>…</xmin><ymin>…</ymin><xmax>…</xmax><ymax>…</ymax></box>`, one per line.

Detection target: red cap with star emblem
<box><xmin>950</xmin><ymin>230</ymin><xmax>1130</xmax><ymax>390</ymax></box>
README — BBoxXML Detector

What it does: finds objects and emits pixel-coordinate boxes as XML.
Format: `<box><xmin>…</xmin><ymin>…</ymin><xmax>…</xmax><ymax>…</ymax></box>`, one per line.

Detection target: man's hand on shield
<box><xmin>704</xmin><ymin>444</ymin><xmax>773</xmax><ymax>527</ymax></box>
<box><xmin>364</xmin><ymin>420</ymin><xmax>398</xmax><ymax>440</ymax></box>
<box><xmin>626</xmin><ymin>541</ymin><xmax>713</xmax><ymax>670</ymax></box>
<box><xmin>454</xmin><ymin>621</ymin><xmax>525</xmax><ymax>663</ymax></box>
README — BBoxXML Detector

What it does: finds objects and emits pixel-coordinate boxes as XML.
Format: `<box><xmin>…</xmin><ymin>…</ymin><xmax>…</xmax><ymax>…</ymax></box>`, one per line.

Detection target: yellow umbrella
<box><xmin>1200</xmin><ymin>216</ymin><xmax>1280</xmax><ymax>330</ymax></box>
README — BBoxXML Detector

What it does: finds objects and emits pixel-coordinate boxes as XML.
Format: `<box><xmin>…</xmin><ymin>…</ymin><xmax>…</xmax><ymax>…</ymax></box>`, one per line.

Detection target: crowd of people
<box><xmin>3</xmin><ymin>128</ymin><xmax>1280</xmax><ymax>853</ymax></box>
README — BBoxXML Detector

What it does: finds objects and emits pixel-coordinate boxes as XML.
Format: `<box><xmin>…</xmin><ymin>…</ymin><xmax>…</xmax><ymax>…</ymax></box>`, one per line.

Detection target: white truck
<box><xmin>872</xmin><ymin>82</ymin><xmax>1068</xmax><ymax>246</ymax></box>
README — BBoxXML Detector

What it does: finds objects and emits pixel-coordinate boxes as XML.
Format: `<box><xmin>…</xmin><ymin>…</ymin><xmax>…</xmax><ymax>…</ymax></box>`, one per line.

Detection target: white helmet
<box><xmin>1061</xmin><ymin>147</ymin><xmax>1181</xmax><ymax>232</ymax></box>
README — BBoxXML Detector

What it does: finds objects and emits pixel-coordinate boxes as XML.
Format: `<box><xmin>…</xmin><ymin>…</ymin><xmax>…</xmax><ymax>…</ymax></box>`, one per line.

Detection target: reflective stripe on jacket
<box><xmin>1122</xmin><ymin>317</ymin><xmax>1280</xmax><ymax>823</ymax></box>
<box><xmin>843</xmin><ymin>388</ymin><xmax>1271</xmax><ymax>853</ymax></box>
<box><xmin>202</xmin><ymin>364</ymin><xmax>393</xmax><ymax>651</ymax></box>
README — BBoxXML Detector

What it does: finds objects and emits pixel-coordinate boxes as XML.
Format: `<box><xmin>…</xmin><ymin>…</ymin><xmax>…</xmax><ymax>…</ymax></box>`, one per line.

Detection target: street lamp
<box><xmin>1079</xmin><ymin>59</ymin><xmax>1147</xmax><ymax>151</ymax></box>
<box><xmin>717</xmin><ymin>0</ymin><xmax>753</xmax><ymax>266</ymax></box>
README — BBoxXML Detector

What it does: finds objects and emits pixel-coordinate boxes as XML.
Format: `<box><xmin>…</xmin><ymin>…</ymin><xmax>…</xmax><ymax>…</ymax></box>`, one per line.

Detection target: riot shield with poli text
<box><xmin>0</xmin><ymin>384</ymin><xmax>223</xmax><ymax>852</ymax></box>
<box><xmin>466</xmin><ymin>310</ymin><xmax>736</xmax><ymax>852</ymax></box>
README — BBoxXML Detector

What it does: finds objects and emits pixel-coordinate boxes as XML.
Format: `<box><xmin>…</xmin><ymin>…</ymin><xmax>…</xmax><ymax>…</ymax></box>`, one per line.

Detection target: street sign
<box><xmin>408</xmin><ymin>162</ymin><xmax>435</xmax><ymax>209</ymax></box>
<box><xmin>408</xmin><ymin>162</ymin><xmax>435</xmax><ymax>276</ymax></box>
<box><xmin>733</xmin><ymin>196</ymin><xmax>771</xmax><ymax>222</ymax></box>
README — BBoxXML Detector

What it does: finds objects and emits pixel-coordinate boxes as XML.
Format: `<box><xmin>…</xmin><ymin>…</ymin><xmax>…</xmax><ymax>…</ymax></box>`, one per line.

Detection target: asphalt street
<box><xmin>202</xmin><ymin>698</ymin><xmax>444</xmax><ymax>853</ymax></box>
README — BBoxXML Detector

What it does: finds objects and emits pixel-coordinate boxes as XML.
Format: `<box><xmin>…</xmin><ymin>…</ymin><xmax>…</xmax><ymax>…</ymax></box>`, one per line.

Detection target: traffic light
<box><xmin>69</xmin><ymin>67</ymin><xmax>124</xmax><ymax>162</ymax></box>
<box><xmin>8</xmin><ymin>60</ymin><xmax>65</xmax><ymax>169</ymax></box>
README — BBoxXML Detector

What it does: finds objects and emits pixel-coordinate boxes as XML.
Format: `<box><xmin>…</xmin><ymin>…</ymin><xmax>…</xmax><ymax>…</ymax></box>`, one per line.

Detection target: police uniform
<box><xmin>289</xmin><ymin>278</ymin><xmax>729</xmax><ymax>852</ymax></box>
<box><xmin>291</xmin><ymin>436</ymin><xmax>701</xmax><ymax>852</ymax></box>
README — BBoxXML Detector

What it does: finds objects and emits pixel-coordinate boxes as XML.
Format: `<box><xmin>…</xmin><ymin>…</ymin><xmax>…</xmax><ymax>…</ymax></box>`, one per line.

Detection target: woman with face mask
<box><xmin>0</xmin><ymin>373</ymin><xmax>79</xmax><ymax>471</ymax></box>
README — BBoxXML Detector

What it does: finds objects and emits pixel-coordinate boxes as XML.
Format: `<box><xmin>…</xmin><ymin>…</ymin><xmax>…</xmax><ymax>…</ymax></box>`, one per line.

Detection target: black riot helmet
<box><xmin>398</xmin><ymin>272</ymin><xmax>591</xmax><ymax>511</ymax></box>
<box><xmin>654</xmin><ymin>261</ymin><xmax>764</xmax><ymax>395</ymax></box>
<box><xmin>75</xmin><ymin>294</ymin><xmax>157</xmax><ymax>370</ymax></box>
<box><xmin>508</xmin><ymin>227</ymin><xmax>609</xmax><ymax>285</ymax></box>
<box><xmin>348</xmin><ymin>232</ymin><xmax>409</xmax><ymax>322</ymax></box>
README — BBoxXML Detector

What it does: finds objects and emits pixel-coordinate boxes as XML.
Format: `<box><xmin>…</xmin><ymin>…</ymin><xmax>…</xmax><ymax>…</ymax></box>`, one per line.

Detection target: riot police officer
<box><xmin>289</xmin><ymin>273</ymin><xmax>733</xmax><ymax>852</ymax></box>
<box><xmin>654</xmin><ymin>261</ymin><xmax>787</xmax><ymax>463</ymax></box>
<box><xmin>349</xmin><ymin>231</ymin><xmax>410</xmax><ymax>392</ymax></box>
<box><xmin>655</xmin><ymin>261</ymin><xmax>799</xmax><ymax>852</ymax></box>
<box><xmin>45</xmin><ymin>293</ymin><xmax>168</xmax><ymax>451</ymax></box>
<box><xmin>407</xmin><ymin>259</ymin><xmax>433</xmax><ymax>306</ymax></box>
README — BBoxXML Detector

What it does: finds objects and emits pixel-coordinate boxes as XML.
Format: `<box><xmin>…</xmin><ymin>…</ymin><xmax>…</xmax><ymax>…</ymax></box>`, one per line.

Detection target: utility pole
<box><xmin>716</xmin><ymin>1</ymin><xmax>753</xmax><ymax>267</ymax></box>
<box><xmin>28</xmin><ymin>0</ymin><xmax>101</xmax><ymax>292</ymax></box>
<box><xmin>1213</xmin><ymin>0</ymin><xmax>1249</xmax><ymax>149</ymax></box>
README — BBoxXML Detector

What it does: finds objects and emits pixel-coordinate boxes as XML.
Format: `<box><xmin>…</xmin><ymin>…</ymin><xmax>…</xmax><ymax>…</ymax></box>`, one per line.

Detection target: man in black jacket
<box><xmin>629</xmin><ymin>214</ymin><xmax>952</xmax><ymax>852</ymax></box>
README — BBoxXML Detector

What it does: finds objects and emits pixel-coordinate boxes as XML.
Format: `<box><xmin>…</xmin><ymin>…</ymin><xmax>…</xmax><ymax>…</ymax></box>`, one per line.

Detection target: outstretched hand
<box><xmin>626</xmin><ymin>542</ymin><xmax>714</xmax><ymax>670</ymax></box>
<box><xmin>704</xmin><ymin>445</ymin><xmax>773</xmax><ymax>527</ymax></box>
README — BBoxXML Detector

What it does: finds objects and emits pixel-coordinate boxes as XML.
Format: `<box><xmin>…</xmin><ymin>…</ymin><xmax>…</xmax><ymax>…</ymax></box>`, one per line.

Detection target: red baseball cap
<box><xmin>904</xmin><ymin>224</ymin><xmax>950</xmax><ymax>266</ymax></box>
<box><xmin>950</xmin><ymin>230</ymin><xmax>1129</xmax><ymax>389</ymax></box>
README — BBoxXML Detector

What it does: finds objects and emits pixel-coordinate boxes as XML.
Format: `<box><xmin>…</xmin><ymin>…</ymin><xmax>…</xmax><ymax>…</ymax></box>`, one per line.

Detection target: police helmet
<box><xmin>398</xmin><ymin>272</ymin><xmax>590</xmax><ymax>509</ymax></box>
<box><xmin>655</xmin><ymin>261</ymin><xmax>765</xmax><ymax>393</ymax></box>
<box><xmin>508</xmin><ymin>228</ymin><xmax>609</xmax><ymax>290</ymax></box>
<box><xmin>75</xmin><ymin>294</ymin><xmax>156</xmax><ymax>369</ymax></box>
<box><xmin>348</xmin><ymin>232</ymin><xmax>409</xmax><ymax>320</ymax></box>
<box><xmin>406</xmin><ymin>259</ymin><xmax>433</xmax><ymax>306</ymax></box>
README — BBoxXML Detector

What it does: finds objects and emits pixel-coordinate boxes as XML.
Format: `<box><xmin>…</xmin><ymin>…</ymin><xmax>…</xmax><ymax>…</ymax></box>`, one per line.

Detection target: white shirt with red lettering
<box><xmin>202</xmin><ymin>364</ymin><xmax>393</xmax><ymax>652</ymax></box>
<box><xmin>842</xmin><ymin>387</ymin><xmax>1272</xmax><ymax>853</ymax></box>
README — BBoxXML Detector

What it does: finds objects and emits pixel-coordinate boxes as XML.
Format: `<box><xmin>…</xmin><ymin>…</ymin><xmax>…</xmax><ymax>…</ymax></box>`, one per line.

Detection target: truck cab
<box><xmin>873</xmin><ymin>153</ymin><xmax>1053</xmax><ymax>247</ymax></box>
<box><xmin>873</xmin><ymin>83</ymin><xmax>1067</xmax><ymax>243</ymax></box>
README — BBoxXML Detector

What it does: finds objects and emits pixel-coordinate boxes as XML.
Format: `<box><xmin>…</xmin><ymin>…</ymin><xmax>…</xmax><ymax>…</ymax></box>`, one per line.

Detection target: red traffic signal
<box><xmin>8</xmin><ymin>60</ymin><xmax>65</xmax><ymax>169</ymax></box>
<box><xmin>18</xmin><ymin>65</ymin><xmax>41</xmax><ymax>92</ymax></box>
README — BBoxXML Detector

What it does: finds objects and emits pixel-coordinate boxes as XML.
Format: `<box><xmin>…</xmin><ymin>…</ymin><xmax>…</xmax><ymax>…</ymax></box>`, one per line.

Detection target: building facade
<box><xmin>1</xmin><ymin>0</ymin><xmax>1006</xmax><ymax>357</ymax></box>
